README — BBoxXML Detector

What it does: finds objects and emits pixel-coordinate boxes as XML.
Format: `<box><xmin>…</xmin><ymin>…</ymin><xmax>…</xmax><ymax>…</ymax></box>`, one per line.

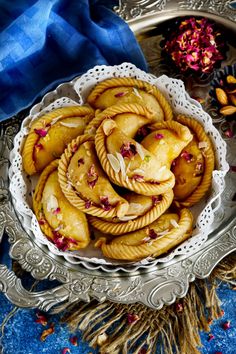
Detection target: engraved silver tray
<box><xmin>0</xmin><ymin>1</ymin><xmax>236</xmax><ymax>311</ymax></box>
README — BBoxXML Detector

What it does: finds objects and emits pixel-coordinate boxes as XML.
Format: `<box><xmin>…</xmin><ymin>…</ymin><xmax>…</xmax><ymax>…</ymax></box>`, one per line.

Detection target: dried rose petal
<box><xmin>114</xmin><ymin>91</ymin><xmax>127</xmax><ymax>97</ymax></box>
<box><xmin>152</xmin><ymin>195</ymin><xmax>162</xmax><ymax>206</ymax></box>
<box><xmin>35</xmin><ymin>143</ymin><xmax>44</xmax><ymax>150</ymax></box>
<box><xmin>35</xmin><ymin>312</ymin><xmax>48</xmax><ymax>326</ymax></box>
<box><xmin>171</xmin><ymin>159</ymin><xmax>176</xmax><ymax>168</ymax></box>
<box><xmin>71</xmin><ymin>144</ymin><xmax>78</xmax><ymax>153</ymax></box>
<box><xmin>40</xmin><ymin>324</ymin><xmax>55</xmax><ymax>341</ymax></box>
<box><xmin>127</xmin><ymin>313</ymin><xmax>140</xmax><ymax>324</ymax></box>
<box><xmin>85</xmin><ymin>200</ymin><xmax>92</xmax><ymax>209</ymax></box>
<box><xmin>155</xmin><ymin>133</ymin><xmax>164</xmax><ymax>140</ymax></box>
<box><xmin>120</xmin><ymin>142</ymin><xmax>137</xmax><ymax>158</ymax></box>
<box><xmin>69</xmin><ymin>336</ymin><xmax>78</xmax><ymax>346</ymax></box>
<box><xmin>181</xmin><ymin>151</ymin><xmax>193</xmax><ymax>162</ymax></box>
<box><xmin>38</xmin><ymin>219</ymin><xmax>46</xmax><ymax>225</ymax></box>
<box><xmin>222</xmin><ymin>321</ymin><xmax>231</xmax><ymax>330</ymax></box>
<box><xmin>220</xmin><ymin>309</ymin><xmax>225</xmax><ymax>316</ymax></box>
<box><xmin>225</xmin><ymin>129</ymin><xmax>233</xmax><ymax>138</ymax></box>
<box><xmin>208</xmin><ymin>333</ymin><xmax>215</xmax><ymax>342</ymax></box>
<box><xmin>132</xmin><ymin>174</ymin><xmax>144</xmax><ymax>182</ymax></box>
<box><xmin>149</xmin><ymin>229</ymin><xmax>158</xmax><ymax>239</ymax></box>
<box><xmin>78</xmin><ymin>158</ymin><xmax>84</xmax><ymax>166</ymax></box>
<box><xmin>136</xmin><ymin>126</ymin><xmax>151</xmax><ymax>142</ymax></box>
<box><xmin>34</xmin><ymin>128</ymin><xmax>48</xmax><ymax>137</ymax></box>
<box><xmin>87</xmin><ymin>164</ymin><xmax>98</xmax><ymax>189</ymax></box>
<box><xmin>52</xmin><ymin>207</ymin><xmax>61</xmax><ymax>215</ymax></box>
<box><xmin>164</xmin><ymin>18</ymin><xmax>225</xmax><ymax>73</ymax></box>
<box><xmin>100</xmin><ymin>196</ymin><xmax>113</xmax><ymax>211</ymax></box>
<box><xmin>62</xmin><ymin>348</ymin><xmax>71</xmax><ymax>354</ymax></box>
<box><xmin>175</xmin><ymin>303</ymin><xmax>184</xmax><ymax>313</ymax></box>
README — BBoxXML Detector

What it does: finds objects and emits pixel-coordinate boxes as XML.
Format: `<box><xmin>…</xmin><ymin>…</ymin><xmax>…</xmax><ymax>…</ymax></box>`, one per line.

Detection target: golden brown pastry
<box><xmin>33</xmin><ymin>160</ymin><xmax>90</xmax><ymax>251</ymax></box>
<box><xmin>95</xmin><ymin>119</ymin><xmax>175</xmax><ymax>195</ymax></box>
<box><xmin>86</xmin><ymin>77</ymin><xmax>173</xmax><ymax>121</ymax></box>
<box><xmin>172</xmin><ymin>115</ymin><xmax>215</xmax><ymax>207</ymax></box>
<box><xmin>85</xmin><ymin>103</ymin><xmax>155</xmax><ymax>138</ymax></box>
<box><xmin>22</xmin><ymin>106</ymin><xmax>94</xmax><ymax>175</ymax></box>
<box><xmin>141</xmin><ymin>120</ymin><xmax>193</xmax><ymax>168</ymax></box>
<box><xmin>58</xmin><ymin>134</ymin><xmax>129</xmax><ymax>218</ymax></box>
<box><xmin>88</xmin><ymin>189</ymin><xmax>174</xmax><ymax>235</ymax></box>
<box><xmin>95</xmin><ymin>208</ymin><xmax>193</xmax><ymax>261</ymax></box>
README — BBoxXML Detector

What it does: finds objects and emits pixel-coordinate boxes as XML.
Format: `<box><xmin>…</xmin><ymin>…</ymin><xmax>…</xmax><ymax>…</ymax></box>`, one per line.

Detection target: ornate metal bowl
<box><xmin>1</xmin><ymin>0</ymin><xmax>236</xmax><ymax>311</ymax></box>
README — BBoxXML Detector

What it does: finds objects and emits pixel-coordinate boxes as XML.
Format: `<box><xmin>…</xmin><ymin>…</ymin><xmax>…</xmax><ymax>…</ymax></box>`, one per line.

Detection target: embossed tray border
<box><xmin>0</xmin><ymin>1</ymin><xmax>236</xmax><ymax>311</ymax></box>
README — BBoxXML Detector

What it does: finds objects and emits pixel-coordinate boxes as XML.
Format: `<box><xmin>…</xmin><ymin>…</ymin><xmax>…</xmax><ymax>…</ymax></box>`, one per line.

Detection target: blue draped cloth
<box><xmin>0</xmin><ymin>0</ymin><xmax>147</xmax><ymax>121</ymax></box>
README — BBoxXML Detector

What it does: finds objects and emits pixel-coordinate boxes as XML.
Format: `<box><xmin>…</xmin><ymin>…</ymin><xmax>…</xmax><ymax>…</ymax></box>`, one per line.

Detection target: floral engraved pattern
<box><xmin>114</xmin><ymin>0</ymin><xmax>167</xmax><ymax>20</ymax></box>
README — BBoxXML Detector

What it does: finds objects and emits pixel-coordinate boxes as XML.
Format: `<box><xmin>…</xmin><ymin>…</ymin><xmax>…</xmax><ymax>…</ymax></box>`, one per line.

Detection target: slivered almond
<box><xmin>107</xmin><ymin>154</ymin><xmax>120</xmax><ymax>173</ymax></box>
<box><xmin>220</xmin><ymin>105</ymin><xmax>236</xmax><ymax>116</ymax></box>
<box><xmin>46</xmin><ymin>195</ymin><xmax>59</xmax><ymax>212</ymax></box>
<box><xmin>198</xmin><ymin>141</ymin><xmax>208</xmax><ymax>149</ymax></box>
<box><xmin>103</xmin><ymin>120</ymin><xmax>116</xmax><ymax>135</ymax></box>
<box><xmin>119</xmin><ymin>215</ymin><xmax>137</xmax><ymax>221</ymax></box>
<box><xmin>170</xmin><ymin>219</ymin><xmax>179</xmax><ymax>228</ymax></box>
<box><xmin>60</xmin><ymin>121</ymin><xmax>82</xmax><ymax>128</ymax></box>
<box><xmin>116</xmin><ymin>152</ymin><xmax>126</xmax><ymax>179</ymax></box>
<box><xmin>136</xmin><ymin>143</ymin><xmax>145</xmax><ymax>160</ymax></box>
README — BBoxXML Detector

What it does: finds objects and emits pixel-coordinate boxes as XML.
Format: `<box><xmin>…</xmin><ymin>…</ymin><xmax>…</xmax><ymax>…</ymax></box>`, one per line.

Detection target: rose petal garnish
<box><xmin>127</xmin><ymin>313</ymin><xmax>140</xmax><ymax>324</ymax></box>
<box><xmin>152</xmin><ymin>195</ymin><xmax>162</xmax><ymax>206</ymax></box>
<box><xmin>35</xmin><ymin>143</ymin><xmax>43</xmax><ymax>150</ymax></box>
<box><xmin>52</xmin><ymin>207</ymin><xmax>61</xmax><ymax>215</ymax></box>
<box><xmin>71</xmin><ymin>144</ymin><xmax>78</xmax><ymax>153</ymax></box>
<box><xmin>85</xmin><ymin>200</ymin><xmax>92</xmax><ymax>209</ymax></box>
<box><xmin>39</xmin><ymin>219</ymin><xmax>46</xmax><ymax>225</ymax></box>
<box><xmin>175</xmin><ymin>303</ymin><xmax>184</xmax><ymax>313</ymax></box>
<box><xmin>69</xmin><ymin>336</ymin><xmax>78</xmax><ymax>346</ymax></box>
<box><xmin>107</xmin><ymin>154</ymin><xmax>121</xmax><ymax>173</ymax></box>
<box><xmin>181</xmin><ymin>150</ymin><xmax>193</xmax><ymax>162</ymax></box>
<box><xmin>196</xmin><ymin>162</ymin><xmax>203</xmax><ymax>171</ymax></box>
<box><xmin>155</xmin><ymin>133</ymin><xmax>164</xmax><ymax>140</ymax></box>
<box><xmin>135</xmin><ymin>126</ymin><xmax>151</xmax><ymax>142</ymax></box>
<box><xmin>62</xmin><ymin>348</ymin><xmax>71</xmax><ymax>354</ymax></box>
<box><xmin>120</xmin><ymin>142</ymin><xmax>137</xmax><ymax>158</ymax></box>
<box><xmin>114</xmin><ymin>91</ymin><xmax>127</xmax><ymax>98</ymax></box>
<box><xmin>34</xmin><ymin>128</ymin><xmax>48</xmax><ymax>137</ymax></box>
<box><xmin>208</xmin><ymin>333</ymin><xmax>215</xmax><ymax>342</ymax></box>
<box><xmin>35</xmin><ymin>312</ymin><xmax>48</xmax><ymax>326</ymax></box>
<box><xmin>87</xmin><ymin>164</ymin><xmax>98</xmax><ymax>189</ymax></box>
<box><xmin>225</xmin><ymin>129</ymin><xmax>233</xmax><ymax>138</ymax></box>
<box><xmin>40</xmin><ymin>324</ymin><xmax>55</xmax><ymax>341</ymax></box>
<box><xmin>222</xmin><ymin>321</ymin><xmax>231</xmax><ymax>330</ymax></box>
<box><xmin>148</xmin><ymin>229</ymin><xmax>158</xmax><ymax>239</ymax></box>
<box><xmin>132</xmin><ymin>174</ymin><xmax>144</xmax><ymax>182</ymax></box>
<box><xmin>78</xmin><ymin>158</ymin><xmax>84</xmax><ymax>166</ymax></box>
<box><xmin>100</xmin><ymin>196</ymin><xmax>113</xmax><ymax>211</ymax></box>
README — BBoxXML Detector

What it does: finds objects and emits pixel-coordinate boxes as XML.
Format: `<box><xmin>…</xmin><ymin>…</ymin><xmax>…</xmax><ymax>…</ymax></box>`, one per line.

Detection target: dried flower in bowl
<box><xmin>162</xmin><ymin>17</ymin><xmax>227</xmax><ymax>75</ymax></box>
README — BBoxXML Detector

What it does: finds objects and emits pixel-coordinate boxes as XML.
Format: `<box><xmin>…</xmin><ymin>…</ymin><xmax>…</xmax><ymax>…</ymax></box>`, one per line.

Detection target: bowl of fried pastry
<box><xmin>9</xmin><ymin>63</ymin><xmax>228</xmax><ymax>268</ymax></box>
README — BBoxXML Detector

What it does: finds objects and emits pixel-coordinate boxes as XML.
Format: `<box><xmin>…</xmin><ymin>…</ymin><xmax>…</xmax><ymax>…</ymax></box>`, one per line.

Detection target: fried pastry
<box><xmin>95</xmin><ymin>208</ymin><xmax>193</xmax><ymax>261</ymax></box>
<box><xmin>88</xmin><ymin>189</ymin><xmax>174</xmax><ymax>235</ymax></box>
<box><xmin>85</xmin><ymin>103</ymin><xmax>155</xmax><ymax>138</ymax></box>
<box><xmin>95</xmin><ymin>119</ymin><xmax>175</xmax><ymax>195</ymax></box>
<box><xmin>141</xmin><ymin>120</ymin><xmax>193</xmax><ymax>168</ymax></box>
<box><xmin>86</xmin><ymin>77</ymin><xmax>173</xmax><ymax>121</ymax></box>
<box><xmin>33</xmin><ymin>160</ymin><xmax>90</xmax><ymax>251</ymax></box>
<box><xmin>22</xmin><ymin>106</ymin><xmax>94</xmax><ymax>175</ymax></box>
<box><xmin>172</xmin><ymin>114</ymin><xmax>215</xmax><ymax>207</ymax></box>
<box><xmin>58</xmin><ymin>134</ymin><xmax>129</xmax><ymax>218</ymax></box>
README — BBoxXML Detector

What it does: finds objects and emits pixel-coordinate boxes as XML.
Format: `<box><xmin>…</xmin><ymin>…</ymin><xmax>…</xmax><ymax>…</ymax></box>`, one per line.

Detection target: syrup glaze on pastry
<box><xmin>58</xmin><ymin>134</ymin><xmax>129</xmax><ymax>218</ymax></box>
<box><xmin>33</xmin><ymin>160</ymin><xmax>90</xmax><ymax>251</ymax></box>
<box><xmin>95</xmin><ymin>208</ymin><xmax>193</xmax><ymax>261</ymax></box>
<box><xmin>85</xmin><ymin>103</ymin><xmax>156</xmax><ymax>138</ymax></box>
<box><xmin>173</xmin><ymin>114</ymin><xmax>215</xmax><ymax>207</ymax></box>
<box><xmin>95</xmin><ymin>119</ymin><xmax>175</xmax><ymax>196</ymax></box>
<box><xmin>22</xmin><ymin>106</ymin><xmax>94</xmax><ymax>175</ymax></box>
<box><xmin>87</xmin><ymin>77</ymin><xmax>173</xmax><ymax>121</ymax></box>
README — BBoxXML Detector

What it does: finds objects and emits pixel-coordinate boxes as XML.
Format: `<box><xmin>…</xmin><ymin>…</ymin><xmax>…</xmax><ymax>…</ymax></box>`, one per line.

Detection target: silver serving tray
<box><xmin>0</xmin><ymin>1</ymin><xmax>236</xmax><ymax>311</ymax></box>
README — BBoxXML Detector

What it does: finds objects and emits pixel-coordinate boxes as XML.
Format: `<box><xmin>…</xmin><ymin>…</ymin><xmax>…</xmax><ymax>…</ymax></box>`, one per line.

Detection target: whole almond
<box><xmin>215</xmin><ymin>88</ymin><xmax>228</xmax><ymax>105</ymax></box>
<box><xmin>220</xmin><ymin>105</ymin><xmax>236</xmax><ymax>116</ymax></box>
<box><xmin>226</xmin><ymin>75</ymin><xmax>236</xmax><ymax>84</ymax></box>
<box><xmin>229</xmin><ymin>94</ymin><xmax>236</xmax><ymax>106</ymax></box>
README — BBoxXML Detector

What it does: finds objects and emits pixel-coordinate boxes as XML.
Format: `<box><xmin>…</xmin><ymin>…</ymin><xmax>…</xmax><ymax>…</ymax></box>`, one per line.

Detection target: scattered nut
<box><xmin>219</xmin><ymin>105</ymin><xmax>236</xmax><ymax>116</ymax></box>
<box><xmin>215</xmin><ymin>88</ymin><xmax>228</xmax><ymax>106</ymax></box>
<box><xmin>226</xmin><ymin>75</ymin><xmax>236</xmax><ymax>84</ymax></box>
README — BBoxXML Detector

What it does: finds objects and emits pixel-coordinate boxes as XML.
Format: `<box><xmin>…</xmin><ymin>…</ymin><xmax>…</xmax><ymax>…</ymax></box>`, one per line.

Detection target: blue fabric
<box><xmin>0</xmin><ymin>0</ymin><xmax>147</xmax><ymax>121</ymax></box>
